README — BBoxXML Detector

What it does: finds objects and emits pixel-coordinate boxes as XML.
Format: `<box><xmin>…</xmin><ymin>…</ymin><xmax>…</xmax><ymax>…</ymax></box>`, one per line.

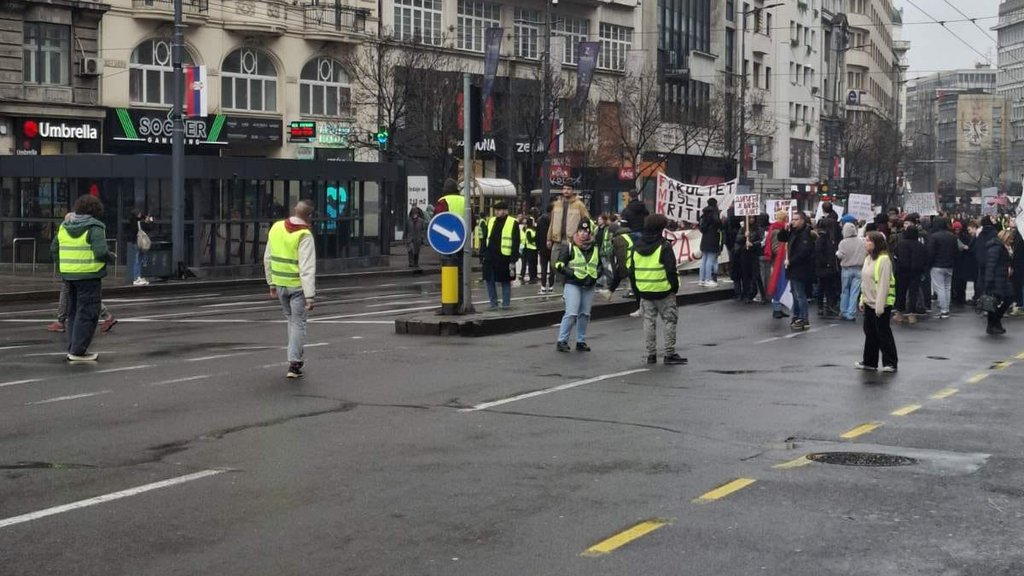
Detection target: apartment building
<box><xmin>995</xmin><ymin>0</ymin><xmax>1024</xmax><ymax>186</ymax></box>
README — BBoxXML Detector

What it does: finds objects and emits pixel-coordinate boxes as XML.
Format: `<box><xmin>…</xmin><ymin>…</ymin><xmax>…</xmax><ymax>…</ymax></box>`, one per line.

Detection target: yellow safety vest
<box><xmin>57</xmin><ymin>225</ymin><xmax>105</xmax><ymax>276</ymax></box>
<box><xmin>485</xmin><ymin>216</ymin><xmax>516</xmax><ymax>256</ymax></box>
<box><xmin>874</xmin><ymin>254</ymin><xmax>896</xmax><ymax>307</ymax></box>
<box><xmin>441</xmin><ymin>194</ymin><xmax>465</xmax><ymax>217</ymax></box>
<box><xmin>562</xmin><ymin>245</ymin><xmax>599</xmax><ymax>281</ymax></box>
<box><xmin>268</xmin><ymin>220</ymin><xmax>311</xmax><ymax>288</ymax></box>
<box><xmin>524</xmin><ymin>228</ymin><xmax>537</xmax><ymax>251</ymax></box>
<box><xmin>630</xmin><ymin>246</ymin><xmax>672</xmax><ymax>294</ymax></box>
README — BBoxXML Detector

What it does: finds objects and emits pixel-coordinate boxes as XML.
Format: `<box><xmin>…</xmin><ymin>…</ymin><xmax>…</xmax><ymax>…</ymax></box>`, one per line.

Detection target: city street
<box><xmin>1</xmin><ymin>280</ymin><xmax>1022</xmax><ymax>575</ymax></box>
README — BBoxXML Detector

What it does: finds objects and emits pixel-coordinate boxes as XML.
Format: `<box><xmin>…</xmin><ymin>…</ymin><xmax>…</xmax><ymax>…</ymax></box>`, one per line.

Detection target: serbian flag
<box><xmin>767</xmin><ymin>242</ymin><xmax>793</xmax><ymax>310</ymax></box>
<box><xmin>184</xmin><ymin>65</ymin><xmax>208</xmax><ymax>118</ymax></box>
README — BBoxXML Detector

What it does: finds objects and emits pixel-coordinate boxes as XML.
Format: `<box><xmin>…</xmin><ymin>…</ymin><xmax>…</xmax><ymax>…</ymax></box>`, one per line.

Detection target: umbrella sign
<box><xmin>428</xmin><ymin>212</ymin><xmax>467</xmax><ymax>255</ymax></box>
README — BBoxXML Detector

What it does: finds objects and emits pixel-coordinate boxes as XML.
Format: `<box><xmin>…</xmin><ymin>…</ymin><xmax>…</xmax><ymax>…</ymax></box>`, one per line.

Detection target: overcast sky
<box><xmin>897</xmin><ymin>0</ymin><xmax>1000</xmax><ymax>79</ymax></box>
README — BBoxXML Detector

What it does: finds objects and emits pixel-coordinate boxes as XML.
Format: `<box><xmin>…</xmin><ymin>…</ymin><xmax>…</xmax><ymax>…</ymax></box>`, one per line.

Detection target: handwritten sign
<box><xmin>814</xmin><ymin>202</ymin><xmax>844</xmax><ymax>221</ymax></box>
<box><xmin>847</xmin><ymin>193</ymin><xmax>873</xmax><ymax>221</ymax></box>
<box><xmin>655</xmin><ymin>173</ymin><xmax>737</xmax><ymax>223</ymax></box>
<box><xmin>1016</xmin><ymin>203</ymin><xmax>1024</xmax><ymax>236</ymax></box>
<box><xmin>733</xmin><ymin>194</ymin><xmax>760</xmax><ymax>217</ymax></box>
<box><xmin>663</xmin><ymin>229</ymin><xmax>732</xmax><ymax>270</ymax></box>
<box><xmin>903</xmin><ymin>192</ymin><xmax>938</xmax><ymax>216</ymax></box>
<box><xmin>766</xmin><ymin>199</ymin><xmax>797</xmax><ymax>222</ymax></box>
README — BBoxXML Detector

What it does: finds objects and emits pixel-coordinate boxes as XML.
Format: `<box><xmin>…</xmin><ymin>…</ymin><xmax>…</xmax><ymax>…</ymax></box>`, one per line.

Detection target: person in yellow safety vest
<box><xmin>481</xmin><ymin>201</ymin><xmax>520</xmax><ymax>310</ymax></box>
<box><xmin>554</xmin><ymin>220</ymin><xmax>599</xmax><ymax>352</ymax></box>
<box><xmin>434</xmin><ymin>178</ymin><xmax>466</xmax><ymax>218</ymax></box>
<box><xmin>265</xmin><ymin>199</ymin><xmax>317</xmax><ymax>379</ymax></box>
<box><xmin>627</xmin><ymin>214</ymin><xmax>687</xmax><ymax>365</ymax></box>
<box><xmin>857</xmin><ymin>231</ymin><xmax>898</xmax><ymax>373</ymax></box>
<box><xmin>50</xmin><ymin>195</ymin><xmax>115</xmax><ymax>362</ymax></box>
<box><xmin>520</xmin><ymin>217</ymin><xmax>538</xmax><ymax>284</ymax></box>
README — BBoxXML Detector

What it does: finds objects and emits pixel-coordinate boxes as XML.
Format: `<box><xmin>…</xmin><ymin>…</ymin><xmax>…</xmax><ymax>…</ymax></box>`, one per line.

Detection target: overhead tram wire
<box><xmin>941</xmin><ymin>0</ymin><xmax>997</xmax><ymax>44</ymax></box>
<box><xmin>903</xmin><ymin>0</ymin><xmax>993</xmax><ymax>66</ymax></box>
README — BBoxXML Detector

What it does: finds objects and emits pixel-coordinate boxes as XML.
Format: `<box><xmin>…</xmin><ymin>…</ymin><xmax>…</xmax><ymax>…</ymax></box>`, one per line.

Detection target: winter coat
<box><xmin>975</xmin><ymin>225</ymin><xmax>998</xmax><ymax>267</ymax></box>
<box><xmin>629</xmin><ymin>231</ymin><xmax>679</xmax><ymax>299</ymax></box>
<box><xmin>51</xmin><ymin>214</ymin><xmax>114</xmax><ymax>281</ymax></box>
<box><xmin>764</xmin><ymin>221</ymin><xmax>787</xmax><ymax>261</ymax></box>
<box><xmin>699</xmin><ymin>205</ymin><xmax>723</xmax><ymax>253</ymax></box>
<box><xmin>895</xmin><ymin>228</ymin><xmax>928</xmax><ymax>275</ymax></box>
<box><xmin>926</xmin><ymin>221</ymin><xmax>959</xmax><ymax>269</ymax></box>
<box><xmin>481</xmin><ymin>215</ymin><xmax>520</xmax><ymax>283</ymax></box>
<box><xmin>547</xmin><ymin>198</ymin><xmax>591</xmax><ymax>244</ymax></box>
<box><xmin>984</xmin><ymin>239</ymin><xmax>1014</xmax><ymax>299</ymax></box>
<box><xmin>405</xmin><ymin>216</ymin><xmax>426</xmax><ymax>253</ymax></box>
<box><xmin>786</xmin><ymin>225</ymin><xmax>816</xmax><ymax>284</ymax></box>
<box><xmin>836</xmin><ymin>223</ymin><xmax>866</xmax><ymax>268</ymax></box>
<box><xmin>557</xmin><ymin>242</ymin><xmax>600</xmax><ymax>288</ymax></box>
<box><xmin>606</xmin><ymin>225</ymin><xmax>636</xmax><ymax>292</ymax></box>
<box><xmin>536</xmin><ymin>213</ymin><xmax>552</xmax><ymax>255</ymax></box>
<box><xmin>956</xmin><ymin>230</ymin><xmax>977</xmax><ymax>281</ymax></box>
<box><xmin>621</xmin><ymin>199</ymin><xmax>649</xmax><ymax>233</ymax></box>
<box><xmin>815</xmin><ymin>223</ymin><xmax>840</xmax><ymax>277</ymax></box>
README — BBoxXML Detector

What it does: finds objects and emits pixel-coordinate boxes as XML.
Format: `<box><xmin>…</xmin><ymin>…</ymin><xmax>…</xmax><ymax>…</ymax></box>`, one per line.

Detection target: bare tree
<box><xmin>841</xmin><ymin>114</ymin><xmax>903</xmax><ymax>207</ymax></box>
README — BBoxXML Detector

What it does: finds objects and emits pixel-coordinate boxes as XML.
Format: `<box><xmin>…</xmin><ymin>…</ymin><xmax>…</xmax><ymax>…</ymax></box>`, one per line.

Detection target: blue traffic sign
<box><xmin>427</xmin><ymin>212</ymin><xmax>467</xmax><ymax>255</ymax></box>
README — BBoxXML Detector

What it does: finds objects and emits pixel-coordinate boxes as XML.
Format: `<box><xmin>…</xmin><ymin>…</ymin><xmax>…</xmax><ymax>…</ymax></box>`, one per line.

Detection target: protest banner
<box><xmin>655</xmin><ymin>173</ymin><xmax>737</xmax><ymax>223</ymax></box>
<box><xmin>1016</xmin><ymin>204</ymin><xmax>1024</xmax><ymax>236</ymax></box>
<box><xmin>663</xmin><ymin>229</ymin><xmax>731</xmax><ymax>271</ymax></box>
<box><xmin>765</xmin><ymin>199</ymin><xmax>796</xmax><ymax>222</ymax></box>
<box><xmin>903</xmin><ymin>192</ymin><xmax>938</xmax><ymax>216</ymax></box>
<box><xmin>733</xmin><ymin>194</ymin><xmax>760</xmax><ymax>217</ymax></box>
<box><xmin>814</xmin><ymin>202</ymin><xmax>844</xmax><ymax>221</ymax></box>
<box><xmin>847</xmin><ymin>193</ymin><xmax>873</xmax><ymax>221</ymax></box>
<box><xmin>981</xmin><ymin>187</ymin><xmax>999</xmax><ymax>216</ymax></box>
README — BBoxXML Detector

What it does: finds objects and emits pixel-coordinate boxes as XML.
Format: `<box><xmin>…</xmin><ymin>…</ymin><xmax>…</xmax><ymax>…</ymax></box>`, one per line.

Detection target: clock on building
<box><xmin>962</xmin><ymin>118</ymin><xmax>990</xmax><ymax>146</ymax></box>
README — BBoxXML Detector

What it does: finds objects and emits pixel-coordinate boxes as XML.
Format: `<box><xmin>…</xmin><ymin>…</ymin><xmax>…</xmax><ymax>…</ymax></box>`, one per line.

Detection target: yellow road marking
<box><xmin>967</xmin><ymin>373</ymin><xmax>989</xmax><ymax>384</ymax></box>
<box><xmin>581</xmin><ymin>520</ymin><xmax>669</xmax><ymax>556</ymax></box>
<box><xmin>840</xmin><ymin>422</ymin><xmax>881</xmax><ymax>440</ymax></box>
<box><xmin>891</xmin><ymin>404</ymin><xmax>922</xmax><ymax>416</ymax></box>
<box><xmin>1016</xmin><ymin>351</ymin><xmax>1024</xmax><ymax>360</ymax></box>
<box><xmin>774</xmin><ymin>456</ymin><xmax>813</xmax><ymax>469</ymax></box>
<box><xmin>930</xmin><ymin>388</ymin><xmax>959</xmax><ymax>400</ymax></box>
<box><xmin>692</xmin><ymin>478</ymin><xmax>757</xmax><ymax>503</ymax></box>
<box><xmin>993</xmin><ymin>361</ymin><xmax>1014</xmax><ymax>371</ymax></box>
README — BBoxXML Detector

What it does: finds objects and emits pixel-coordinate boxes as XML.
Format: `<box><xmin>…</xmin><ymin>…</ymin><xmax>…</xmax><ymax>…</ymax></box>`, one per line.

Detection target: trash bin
<box><xmin>142</xmin><ymin>241</ymin><xmax>173</xmax><ymax>279</ymax></box>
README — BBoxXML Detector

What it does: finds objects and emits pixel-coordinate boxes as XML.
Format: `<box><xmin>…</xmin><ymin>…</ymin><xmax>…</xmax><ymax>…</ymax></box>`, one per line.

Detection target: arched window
<box><xmin>300</xmin><ymin>57</ymin><xmax>350</xmax><ymax>117</ymax></box>
<box><xmin>222</xmin><ymin>48</ymin><xmax>277</xmax><ymax>112</ymax></box>
<box><xmin>129</xmin><ymin>39</ymin><xmax>194</xmax><ymax>105</ymax></box>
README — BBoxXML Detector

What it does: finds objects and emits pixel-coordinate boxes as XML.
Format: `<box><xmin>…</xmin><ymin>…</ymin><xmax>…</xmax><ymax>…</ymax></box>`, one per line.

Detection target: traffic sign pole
<box><xmin>461</xmin><ymin>73</ymin><xmax>475</xmax><ymax>315</ymax></box>
<box><xmin>427</xmin><ymin>212</ymin><xmax>468</xmax><ymax>316</ymax></box>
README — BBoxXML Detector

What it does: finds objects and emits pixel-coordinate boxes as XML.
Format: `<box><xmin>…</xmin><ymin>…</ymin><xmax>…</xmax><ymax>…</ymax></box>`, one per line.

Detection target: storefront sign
<box><xmin>288</xmin><ymin>121</ymin><xmax>316</xmax><ymax>143</ymax></box>
<box><xmin>224</xmin><ymin>116</ymin><xmax>282</xmax><ymax>145</ymax></box>
<box><xmin>317</xmin><ymin>122</ymin><xmax>353</xmax><ymax>148</ymax></box>
<box><xmin>105</xmin><ymin>108</ymin><xmax>282</xmax><ymax>152</ymax></box>
<box><xmin>15</xmin><ymin>118</ymin><xmax>101</xmax><ymax>155</ymax></box>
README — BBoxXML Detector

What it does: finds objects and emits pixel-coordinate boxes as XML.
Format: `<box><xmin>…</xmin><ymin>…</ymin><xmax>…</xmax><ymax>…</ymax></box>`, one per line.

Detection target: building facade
<box><xmin>995</xmin><ymin>0</ymin><xmax>1024</xmax><ymax>187</ymax></box>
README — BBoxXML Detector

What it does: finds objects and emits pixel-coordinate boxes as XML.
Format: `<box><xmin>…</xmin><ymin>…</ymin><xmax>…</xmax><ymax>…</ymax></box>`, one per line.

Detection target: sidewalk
<box><xmin>395</xmin><ymin>282</ymin><xmax>733</xmax><ymax>337</ymax></box>
<box><xmin>0</xmin><ymin>243</ymin><xmax>445</xmax><ymax>303</ymax></box>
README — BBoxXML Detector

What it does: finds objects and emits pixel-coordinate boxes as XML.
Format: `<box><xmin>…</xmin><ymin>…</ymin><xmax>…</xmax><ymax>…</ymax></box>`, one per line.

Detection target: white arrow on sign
<box><xmin>431</xmin><ymin>223</ymin><xmax>462</xmax><ymax>243</ymax></box>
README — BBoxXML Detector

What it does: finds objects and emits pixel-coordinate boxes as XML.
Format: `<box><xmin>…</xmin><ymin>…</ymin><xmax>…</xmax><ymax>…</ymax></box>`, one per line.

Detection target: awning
<box><xmin>472</xmin><ymin>178</ymin><xmax>517</xmax><ymax>197</ymax></box>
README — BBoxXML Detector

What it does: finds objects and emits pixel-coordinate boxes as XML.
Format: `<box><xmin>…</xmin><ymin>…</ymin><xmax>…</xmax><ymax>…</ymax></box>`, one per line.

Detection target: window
<box><xmin>222</xmin><ymin>48</ymin><xmax>277</xmax><ymax>112</ymax></box>
<box><xmin>130</xmin><ymin>39</ymin><xmax>195</xmax><ymax>105</ymax></box>
<box><xmin>514</xmin><ymin>8</ymin><xmax>541</xmax><ymax>60</ymax></box>
<box><xmin>300</xmin><ymin>57</ymin><xmax>350</xmax><ymax>117</ymax></box>
<box><xmin>457</xmin><ymin>0</ymin><xmax>500</xmax><ymax>53</ymax></box>
<box><xmin>726</xmin><ymin>0</ymin><xmax>735</xmax><ymax>21</ymax></box>
<box><xmin>554</xmin><ymin>16</ymin><xmax>589</xmax><ymax>64</ymax></box>
<box><xmin>765</xmin><ymin>66</ymin><xmax>771</xmax><ymax>91</ymax></box>
<box><xmin>395</xmin><ymin>0</ymin><xmax>442</xmax><ymax>46</ymax></box>
<box><xmin>23</xmin><ymin>22</ymin><xmax>70</xmax><ymax>85</ymax></box>
<box><xmin>598</xmin><ymin>23</ymin><xmax>632</xmax><ymax>71</ymax></box>
<box><xmin>765</xmin><ymin>13</ymin><xmax>772</xmax><ymax>37</ymax></box>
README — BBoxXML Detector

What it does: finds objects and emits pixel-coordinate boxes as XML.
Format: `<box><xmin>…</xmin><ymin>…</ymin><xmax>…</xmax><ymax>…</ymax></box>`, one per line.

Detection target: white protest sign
<box><xmin>655</xmin><ymin>173</ymin><xmax>737</xmax><ymax>223</ymax></box>
<box><xmin>847</xmin><ymin>193</ymin><xmax>873</xmax><ymax>221</ymax></box>
<box><xmin>733</xmin><ymin>194</ymin><xmax>760</xmax><ymax>217</ymax></box>
<box><xmin>1016</xmin><ymin>204</ymin><xmax>1024</xmax><ymax>236</ymax></box>
<box><xmin>765</xmin><ymin>199</ymin><xmax>797</xmax><ymax>222</ymax></box>
<box><xmin>903</xmin><ymin>192</ymin><xmax>938</xmax><ymax>216</ymax></box>
<box><xmin>814</xmin><ymin>203</ymin><xmax>845</xmax><ymax>221</ymax></box>
<box><xmin>663</xmin><ymin>229</ymin><xmax>731</xmax><ymax>271</ymax></box>
<box><xmin>982</xmin><ymin>187</ymin><xmax>999</xmax><ymax>216</ymax></box>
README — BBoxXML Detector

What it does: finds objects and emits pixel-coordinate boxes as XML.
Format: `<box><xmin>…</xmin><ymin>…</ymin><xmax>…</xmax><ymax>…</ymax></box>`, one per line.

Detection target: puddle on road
<box><xmin>0</xmin><ymin>461</ymin><xmax>96</xmax><ymax>470</ymax></box>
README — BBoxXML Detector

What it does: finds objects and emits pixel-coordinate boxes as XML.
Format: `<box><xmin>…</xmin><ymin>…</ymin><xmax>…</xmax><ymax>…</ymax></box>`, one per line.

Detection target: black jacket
<box><xmin>621</xmin><ymin>199</ymin><xmax>649</xmax><ymax>233</ymax></box>
<box><xmin>975</xmin><ymin>225</ymin><xmax>997</xmax><ymax>266</ymax></box>
<box><xmin>814</xmin><ymin>224</ymin><xmax>839</xmax><ymax>277</ymax></box>
<box><xmin>895</xmin><ymin>228</ymin><xmax>929</xmax><ymax>274</ymax></box>
<box><xmin>786</xmin><ymin>225</ymin><xmax>816</xmax><ymax>283</ymax></box>
<box><xmin>699</xmin><ymin>206</ymin><xmax>723</xmax><ymax>253</ymax></box>
<box><xmin>536</xmin><ymin>214</ymin><xmax>551</xmax><ymax>255</ymax></box>
<box><xmin>985</xmin><ymin>239</ymin><xmax>1013</xmax><ymax>299</ymax></box>
<box><xmin>926</xmin><ymin>224</ymin><xmax>959</xmax><ymax>269</ymax></box>
<box><xmin>629</xmin><ymin>232</ymin><xmax>679</xmax><ymax>299</ymax></box>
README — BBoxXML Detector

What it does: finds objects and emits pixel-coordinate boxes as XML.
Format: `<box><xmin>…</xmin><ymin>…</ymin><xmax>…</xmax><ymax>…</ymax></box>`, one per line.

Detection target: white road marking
<box><xmin>102</xmin><ymin>294</ymin><xmax>222</xmax><ymax>304</ymax></box>
<box><xmin>0</xmin><ymin>345</ymin><xmax>31</xmax><ymax>351</ymax></box>
<box><xmin>186</xmin><ymin>352</ymin><xmax>252</xmax><ymax>362</ymax></box>
<box><xmin>147</xmin><ymin>375</ymin><xmax>212</xmax><ymax>387</ymax></box>
<box><xmin>0</xmin><ymin>379</ymin><xmax>44</xmax><ymax>388</ymax></box>
<box><xmin>366</xmin><ymin>299</ymin><xmax>432</xmax><ymax>308</ymax></box>
<box><xmin>262</xmin><ymin>362</ymin><xmax>289</xmax><ymax>369</ymax></box>
<box><xmin>23</xmin><ymin>352</ymin><xmax>77</xmax><ymax>357</ymax></box>
<box><xmin>26</xmin><ymin>391</ymin><xmax>111</xmax><ymax>406</ymax></box>
<box><xmin>96</xmin><ymin>365</ymin><xmax>154</xmax><ymax>374</ymax></box>
<box><xmin>352</xmin><ymin>336</ymin><xmax>364</xmax><ymax>339</ymax></box>
<box><xmin>459</xmin><ymin>369</ymin><xmax>650</xmax><ymax>412</ymax></box>
<box><xmin>313</xmin><ymin>295</ymin><xmax>550</xmax><ymax>321</ymax></box>
<box><xmin>314</xmin><ymin>320</ymin><xmax>394</xmax><ymax>325</ymax></box>
<box><xmin>757</xmin><ymin>324</ymin><xmax>838</xmax><ymax>344</ymax></box>
<box><xmin>0</xmin><ymin>469</ymin><xmax>226</xmax><ymax>530</ymax></box>
<box><xmin>306</xmin><ymin>342</ymin><xmax>329</xmax><ymax>348</ymax></box>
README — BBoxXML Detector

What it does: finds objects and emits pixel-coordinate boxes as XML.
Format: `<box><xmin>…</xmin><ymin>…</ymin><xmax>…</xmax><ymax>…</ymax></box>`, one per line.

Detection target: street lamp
<box><xmin>737</xmin><ymin>3</ymin><xmax>784</xmax><ymax>183</ymax></box>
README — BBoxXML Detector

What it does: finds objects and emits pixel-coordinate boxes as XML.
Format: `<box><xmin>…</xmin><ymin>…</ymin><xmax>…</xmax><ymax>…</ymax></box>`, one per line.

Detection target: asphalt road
<box><xmin>1</xmin><ymin>279</ymin><xmax>1023</xmax><ymax>575</ymax></box>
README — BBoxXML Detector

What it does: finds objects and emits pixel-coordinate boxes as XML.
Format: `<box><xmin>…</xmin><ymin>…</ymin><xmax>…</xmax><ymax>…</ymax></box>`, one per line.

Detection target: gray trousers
<box><xmin>641</xmin><ymin>295</ymin><xmax>678</xmax><ymax>357</ymax></box>
<box><xmin>278</xmin><ymin>286</ymin><xmax>307</xmax><ymax>364</ymax></box>
<box><xmin>57</xmin><ymin>281</ymin><xmax>110</xmax><ymax>322</ymax></box>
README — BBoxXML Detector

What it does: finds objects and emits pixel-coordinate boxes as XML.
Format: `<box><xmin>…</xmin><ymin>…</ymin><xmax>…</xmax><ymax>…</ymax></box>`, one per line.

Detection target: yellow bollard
<box><xmin>441</xmin><ymin>263</ymin><xmax>459</xmax><ymax>314</ymax></box>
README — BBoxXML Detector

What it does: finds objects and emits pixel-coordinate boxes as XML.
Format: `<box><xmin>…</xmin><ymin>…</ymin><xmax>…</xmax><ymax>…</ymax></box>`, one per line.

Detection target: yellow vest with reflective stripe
<box><xmin>524</xmin><ymin>228</ymin><xmax>537</xmax><ymax>251</ymax></box>
<box><xmin>630</xmin><ymin>246</ymin><xmax>672</xmax><ymax>294</ymax></box>
<box><xmin>57</xmin><ymin>225</ymin><xmax>104</xmax><ymax>275</ymax></box>
<box><xmin>874</xmin><ymin>254</ymin><xmax>896</xmax><ymax>307</ymax></box>
<box><xmin>485</xmin><ymin>217</ymin><xmax>516</xmax><ymax>256</ymax></box>
<box><xmin>441</xmin><ymin>194</ymin><xmax>465</xmax><ymax>217</ymax></box>
<box><xmin>268</xmin><ymin>221</ymin><xmax>311</xmax><ymax>288</ymax></box>
<box><xmin>567</xmin><ymin>245</ymin><xmax>599</xmax><ymax>281</ymax></box>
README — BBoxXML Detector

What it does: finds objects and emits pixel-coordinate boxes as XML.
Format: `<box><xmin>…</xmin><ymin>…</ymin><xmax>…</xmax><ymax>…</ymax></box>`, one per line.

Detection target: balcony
<box><xmin>302</xmin><ymin>3</ymin><xmax>371</xmax><ymax>41</ymax></box>
<box><xmin>132</xmin><ymin>0</ymin><xmax>209</xmax><ymax>22</ymax></box>
<box><xmin>222</xmin><ymin>0</ymin><xmax>291</xmax><ymax>35</ymax></box>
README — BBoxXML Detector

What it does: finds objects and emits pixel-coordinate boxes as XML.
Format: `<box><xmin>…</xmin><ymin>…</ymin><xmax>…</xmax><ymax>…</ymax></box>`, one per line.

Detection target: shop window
<box><xmin>130</xmin><ymin>39</ymin><xmax>196</xmax><ymax>106</ymax></box>
<box><xmin>300</xmin><ymin>57</ymin><xmax>350</xmax><ymax>117</ymax></box>
<box><xmin>222</xmin><ymin>48</ymin><xmax>278</xmax><ymax>112</ymax></box>
<box><xmin>457</xmin><ymin>0</ymin><xmax>501</xmax><ymax>53</ymax></box>
<box><xmin>23</xmin><ymin>22</ymin><xmax>70</xmax><ymax>86</ymax></box>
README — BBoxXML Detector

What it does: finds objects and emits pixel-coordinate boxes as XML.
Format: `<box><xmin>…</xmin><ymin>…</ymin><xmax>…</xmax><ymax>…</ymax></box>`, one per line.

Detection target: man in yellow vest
<box><xmin>628</xmin><ymin>214</ymin><xmax>687</xmax><ymax>365</ymax></box>
<box><xmin>481</xmin><ymin>201</ymin><xmax>520</xmax><ymax>309</ymax></box>
<box><xmin>435</xmin><ymin>177</ymin><xmax>467</xmax><ymax>309</ymax></box>
<box><xmin>50</xmin><ymin>195</ymin><xmax>114</xmax><ymax>362</ymax></box>
<box><xmin>265</xmin><ymin>200</ymin><xmax>317</xmax><ymax>379</ymax></box>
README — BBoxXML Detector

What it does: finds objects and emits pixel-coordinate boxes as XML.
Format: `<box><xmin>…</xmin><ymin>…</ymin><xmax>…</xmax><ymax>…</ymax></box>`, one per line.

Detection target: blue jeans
<box><xmin>699</xmin><ymin>251</ymin><xmax>719</xmax><ymax>282</ymax></box>
<box><xmin>277</xmin><ymin>286</ymin><xmax>307</xmax><ymax>364</ymax></box>
<box><xmin>790</xmin><ymin>279</ymin><xmax>810</xmax><ymax>322</ymax></box>
<box><xmin>486</xmin><ymin>280</ymin><xmax>511</xmax><ymax>308</ymax></box>
<box><xmin>840</xmin><ymin>267</ymin><xmax>862</xmax><ymax>320</ymax></box>
<box><xmin>558</xmin><ymin>283</ymin><xmax>595</xmax><ymax>344</ymax></box>
<box><xmin>128</xmin><ymin>243</ymin><xmax>148</xmax><ymax>281</ymax></box>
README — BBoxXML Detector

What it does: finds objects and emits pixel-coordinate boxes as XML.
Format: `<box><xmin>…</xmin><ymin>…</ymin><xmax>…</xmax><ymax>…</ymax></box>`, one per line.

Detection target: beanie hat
<box><xmin>644</xmin><ymin>213</ymin><xmax>668</xmax><ymax>233</ymax></box>
<box><xmin>443</xmin><ymin>178</ymin><xmax>459</xmax><ymax>195</ymax></box>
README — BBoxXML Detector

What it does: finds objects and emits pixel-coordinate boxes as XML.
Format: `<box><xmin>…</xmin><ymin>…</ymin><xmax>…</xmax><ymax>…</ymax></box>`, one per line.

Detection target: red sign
<box><xmin>22</xmin><ymin>120</ymin><xmax>39</xmax><ymax>139</ymax></box>
<box><xmin>618</xmin><ymin>166</ymin><xmax>635</xmax><ymax>181</ymax></box>
<box><xmin>288</xmin><ymin>121</ymin><xmax>316</xmax><ymax>143</ymax></box>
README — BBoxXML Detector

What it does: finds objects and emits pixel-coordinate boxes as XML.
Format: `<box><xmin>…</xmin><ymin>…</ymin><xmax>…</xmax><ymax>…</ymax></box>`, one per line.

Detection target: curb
<box><xmin>394</xmin><ymin>288</ymin><xmax>734</xmax><ymax>337</ymax></box>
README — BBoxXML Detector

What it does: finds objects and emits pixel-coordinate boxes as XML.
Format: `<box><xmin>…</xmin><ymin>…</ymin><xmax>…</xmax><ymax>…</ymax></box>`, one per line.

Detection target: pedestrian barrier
<box><xmin>11</xmin><ymin>238</ymin><xmax>36</xmax><ymax>274</ymax></box>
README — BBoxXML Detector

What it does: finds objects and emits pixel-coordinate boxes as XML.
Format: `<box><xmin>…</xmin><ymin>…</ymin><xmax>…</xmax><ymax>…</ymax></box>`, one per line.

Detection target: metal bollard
<box><xmin>12</xmin><ymin>238</ymin><xmax>37</xmax><ymax>274</ymax></box>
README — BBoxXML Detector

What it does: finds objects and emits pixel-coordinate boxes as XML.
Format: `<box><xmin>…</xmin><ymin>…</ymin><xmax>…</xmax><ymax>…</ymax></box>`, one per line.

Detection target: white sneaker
<box><xmin>67</xmin><ymin>352</ymin><xmax>99</xmax><ymax>362</ymax></box>
<box><xmin>133</xmin><ymin>277</ymin><xmax>149</xmax><ymax>286</ymax></box>
<box><xmin>629</xmin><ymin>308</ymin><xmax>642</xmax><ymax>318</ymax></box>
<box><xmin>511</xmin><ymin>280</ymin><xmax>521</xmax><ymax>288</ymax></box>
<box><xmin>705</xmin><ymin>281</ymin><xmax>718</xmax><ymax>287</ymax></box>
<box><xmin>539</xmin><ymin>287</ymin><xmax>548</xmax><ymax>295</ymax></box>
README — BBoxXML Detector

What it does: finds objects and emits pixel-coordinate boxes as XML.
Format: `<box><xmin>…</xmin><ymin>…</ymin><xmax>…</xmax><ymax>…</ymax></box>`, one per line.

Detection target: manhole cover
<box><xmin>807</xmin><ymin>452</ymin><xmax>917</xmax><ymax>467</ymax></box>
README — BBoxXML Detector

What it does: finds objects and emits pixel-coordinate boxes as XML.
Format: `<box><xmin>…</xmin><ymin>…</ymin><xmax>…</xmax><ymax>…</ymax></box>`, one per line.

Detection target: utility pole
<box><xmin>539</xmin><ymin>0</ymin><xmax>553</xmax><ymax>211</ymax></box>
<box><xmin>460</xmin><ymin>73</ymin><xmax>475</xmax><ymax>315</ymax></box>
<box><xmin>170</xmin><ymin>0</ymin><xmax>185</xmax><ymax>271</ymax></box>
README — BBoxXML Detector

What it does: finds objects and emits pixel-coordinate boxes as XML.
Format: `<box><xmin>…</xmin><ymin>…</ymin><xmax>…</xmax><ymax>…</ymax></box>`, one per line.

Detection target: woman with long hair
<box><xmin>983</xmin><ymin>229</ymin><xmax>1016</xmax><ymax>335</ymax></box>
<box><xmin>857</xmin><ymin>231</ymin><xmax>898</xmax><ymax>373</ymax></box>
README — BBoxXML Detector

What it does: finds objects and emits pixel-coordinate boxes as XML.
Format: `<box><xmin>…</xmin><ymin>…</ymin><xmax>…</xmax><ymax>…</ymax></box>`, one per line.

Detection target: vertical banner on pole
<box><xmin>184</xmin><ymin>65</ymin><xmax>208</xmax><ymax>118</ymax></box>
<box><xmin>574</xmin><ymin>42</ymin><xmax>601</xmax><ymax>109</ymax></box>
<box><xmin>481</xmin><ymin>28</ymin><xmax>503</xmax><ymax>133</ymax></box>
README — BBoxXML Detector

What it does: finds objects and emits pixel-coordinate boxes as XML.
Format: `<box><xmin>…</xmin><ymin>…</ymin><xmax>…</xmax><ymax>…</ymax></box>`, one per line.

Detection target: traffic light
<box><xmin>375</xmin><ymin>126</ymin><xmax>389</xmax><ymax>150</ymax></box>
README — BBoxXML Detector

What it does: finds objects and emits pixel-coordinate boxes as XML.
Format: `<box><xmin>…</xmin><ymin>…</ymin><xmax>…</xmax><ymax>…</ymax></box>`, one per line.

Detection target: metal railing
<box><xmin>302</xmin><ymin>3</ymin><xmax>368</xmax><ymax>32</ymax></box>
<box><xmin>12</xmin><ymin>238</ymin><xmax>37</xmax><ymax>274</ymax></box>
<box><xmin>132</xmin><ymin>0</ymin><xmax>209</xmax><ymax>14</ymax></box>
